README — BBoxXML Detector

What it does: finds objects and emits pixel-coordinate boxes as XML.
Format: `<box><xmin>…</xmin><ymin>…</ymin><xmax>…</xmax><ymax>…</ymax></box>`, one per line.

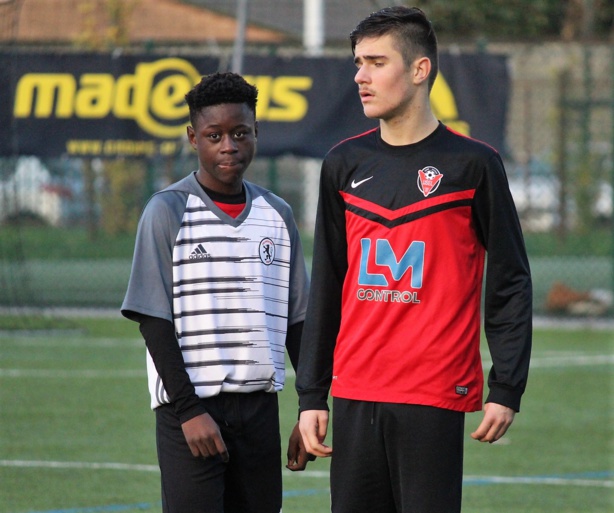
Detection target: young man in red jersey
<box><xmin>122</xmin><ymin>72</ymin><xmax>312</xmax><ymax>513</ymax></box>
<box><xmin>296</xmin><ymin>7</ymin><xmax>532</xmax><ymax>513</ymax></box>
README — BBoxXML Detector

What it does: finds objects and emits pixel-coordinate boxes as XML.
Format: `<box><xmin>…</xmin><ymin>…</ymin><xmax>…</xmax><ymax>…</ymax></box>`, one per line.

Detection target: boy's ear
<box><xmin>186</xmin><ymin>125</ymin><xmax>196</xmax><ymax>147</ymax></box>
<box><xmin>254</xmin><ymin>120</ymin><xmax>259</xmax><ymax>138</ymax></box>
<box><xmin>413</xmin><ymin>56</ymin><xmax>432</xmax><ymax>86</ymax></box>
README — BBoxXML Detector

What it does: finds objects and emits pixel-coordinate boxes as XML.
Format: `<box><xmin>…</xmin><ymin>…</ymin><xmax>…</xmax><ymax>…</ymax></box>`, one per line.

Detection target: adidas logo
<box><xmin>189</xmin><ymin>243</ymin><xmax>211</xmax><ymax>260</ymax></box>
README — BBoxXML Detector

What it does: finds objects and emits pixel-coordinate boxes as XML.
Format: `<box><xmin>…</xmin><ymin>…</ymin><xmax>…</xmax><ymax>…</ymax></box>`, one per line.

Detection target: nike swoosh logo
<box><xmin>351</xmin><ymin>176</ymin><xmax>373</xmax><ymax>188</ymax></box>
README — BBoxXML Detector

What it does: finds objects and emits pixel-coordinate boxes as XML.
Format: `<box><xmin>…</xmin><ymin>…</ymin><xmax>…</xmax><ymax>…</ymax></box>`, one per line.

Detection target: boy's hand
<box><xmin>299</xmin><ymin>410</ymin><xmax>333</xmax><ymax>458</ymax></box>
<box><xmin>471</xmin><ymin>402</ymin><xmax>515</xmax><ymax>443</ymax></box>
<box><xmin>182</xmin><ymin>413</ymin><xmax>229</xmax><ymax>461</ymax></box>
<box><xmin>286</xmin><ymin>422</ymin><xmax>315</xmax><ymax>471</ymax></box>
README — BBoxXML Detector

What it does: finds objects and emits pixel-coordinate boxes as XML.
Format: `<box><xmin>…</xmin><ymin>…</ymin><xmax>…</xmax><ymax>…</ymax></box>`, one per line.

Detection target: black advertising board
<box><xmin>0</xmin><ymin>51</ymin><xmax>508</xmax><ymax>158</ymax></box>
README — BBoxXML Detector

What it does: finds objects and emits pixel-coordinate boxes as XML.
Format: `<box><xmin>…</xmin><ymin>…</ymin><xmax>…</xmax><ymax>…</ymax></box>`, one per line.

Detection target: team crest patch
<box><xmin>417</xmin><ymin>166</ymin><xmax>443</xmax><ymax>197</ymax></box>
<box><xmin>259</xmin><ymin>238</ymin><xmax>275</xmax><ymax>265</ymax></box>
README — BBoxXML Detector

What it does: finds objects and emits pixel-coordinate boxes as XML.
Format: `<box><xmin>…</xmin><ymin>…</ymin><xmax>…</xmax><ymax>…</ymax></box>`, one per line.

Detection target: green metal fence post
<box><xmin>268</xmin><ymin>158</ymin><xmax>278</xmax><ymax>194</ymax></box>
<box><xmin>611</xmin><ymin>46</ymin><xmax>614</xmax><ymax>310</ymax></box>
<box><xmin>557</xmin><ymin>69</ymin><xmax>569</xmax><ymax>241</ymax></box>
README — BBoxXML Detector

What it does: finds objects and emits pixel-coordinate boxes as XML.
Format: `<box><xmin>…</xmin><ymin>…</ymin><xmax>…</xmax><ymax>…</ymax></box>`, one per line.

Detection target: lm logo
<box><xmin>358</xmin><ymin>239</ymin><xmax>424</xmax><ymax>288</ymax></box>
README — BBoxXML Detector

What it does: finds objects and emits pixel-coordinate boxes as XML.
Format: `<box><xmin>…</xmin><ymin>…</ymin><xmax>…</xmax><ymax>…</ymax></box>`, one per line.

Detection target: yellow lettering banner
<box><xmin>0</xmin><ymin>52</ymin><xmax>509</xmax><ymax>158</ymax></box>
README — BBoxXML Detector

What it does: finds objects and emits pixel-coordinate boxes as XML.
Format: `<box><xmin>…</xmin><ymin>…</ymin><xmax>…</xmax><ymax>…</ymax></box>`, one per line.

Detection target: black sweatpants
<box><xmin>330</xmin><ymin>398</ymin><xmax>465</xmax><ymax>513</ymax></box>
<box><xmin>155</xmin><ymin>391</ymin><xmax>282</xmax><ymax>513</ymax></box>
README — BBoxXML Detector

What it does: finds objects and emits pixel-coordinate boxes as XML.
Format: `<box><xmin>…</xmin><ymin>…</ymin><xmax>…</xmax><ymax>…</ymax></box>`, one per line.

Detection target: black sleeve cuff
<box><xmin>485</xmin><ymin>384</ymin><xmax>523</xmax><ymax>412</ymax></box>
<box><xmin>297</xmin><ymin>389</ymin><xmax>330</xmax><ymax>413</ymax></box>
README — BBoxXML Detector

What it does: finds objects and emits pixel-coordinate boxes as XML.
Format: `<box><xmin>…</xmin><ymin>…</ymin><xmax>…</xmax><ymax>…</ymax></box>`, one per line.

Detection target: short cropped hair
<box><xmin>350</xmin><ymin>6</ymin><xmax>438</xmax><ymax>91</ymax></box>
<box><xmin>185</xmin><ymin>72</ymin><xmax>258</xmax><ymax>127</ymax></box>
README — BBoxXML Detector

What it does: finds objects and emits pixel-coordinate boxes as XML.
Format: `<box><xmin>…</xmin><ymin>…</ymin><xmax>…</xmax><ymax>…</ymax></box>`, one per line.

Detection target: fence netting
<box><xmin>0</xmin><ymin>43</ymin><xmax>612</xmax><ymax>320</ymax></box>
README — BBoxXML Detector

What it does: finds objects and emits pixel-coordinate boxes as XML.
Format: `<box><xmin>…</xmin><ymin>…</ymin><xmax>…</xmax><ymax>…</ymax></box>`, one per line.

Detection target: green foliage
<box><xmin>0</xmin><ymin>314</ymin><xmax>79</xmax><ymax>331</ymax></box>
<box><xmin>0</xmin><ymin>226</ymin><xmax>136</xmax><ymax>261</ymax></box>
<box><xmin>74</xmin><ymin>0</ymin><xmax>139</xmax><ymax>50</ymax></box>
<box><xmin>3</xmin><ymin>225</ymin><xmax>610</xmax><ymax>261</ymax></box>
<box><xmin>412</xmin><ymin>0</ymin><xmax>612</xmax><ymax>40</ymax></box>
<box><xmin>100</xmin><ymin>159</ymin><xmax>147</xmax><ymax>236</ymax></box>
<box><xmin>523</xmin><ymin>228</ymin><xmax>612</xmax><ymax>257</ymax></box>
<box><xmin>424</xmin><ymin>0</ymin><xmax>559</xmax><ymax>39</ymax></box>
<box><xmin>0</xmin><ymin>226</ymin><xmax>312</xmax><ymax>261</ymax></box>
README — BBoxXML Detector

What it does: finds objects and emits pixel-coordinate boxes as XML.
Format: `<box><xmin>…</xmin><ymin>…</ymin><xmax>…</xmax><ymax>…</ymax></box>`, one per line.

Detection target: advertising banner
<box><xmin>0</xmin><ymin>51</ymin><xmax>509</xmax><ymax>159</ymax></box>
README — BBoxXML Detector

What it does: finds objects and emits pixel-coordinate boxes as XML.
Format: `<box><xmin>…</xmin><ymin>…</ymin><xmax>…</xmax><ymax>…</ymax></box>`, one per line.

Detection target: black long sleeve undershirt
<box><xmin>137</xmin><ymin>314</ymin><xmax>304</xmax><ymax>424</ymax></box>
<box><xmin>138</xmin><ymin>316</ymin><xmax>206</xmax><ymax>424</ymax></box>
<box><xmin>285</xmin><ymin>321</ymin><xmax>303</xmax><ymax>373</ymax></box>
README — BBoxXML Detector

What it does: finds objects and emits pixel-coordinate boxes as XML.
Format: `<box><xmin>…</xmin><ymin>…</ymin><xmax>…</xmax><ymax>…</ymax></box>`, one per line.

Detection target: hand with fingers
<box><xmin>298</xmin><ymin>410</ymin><xmax>333</xmax><ymax>458</ymax></box>
<box><xmin>471</xmin><ymin>402</ymin><xmax>516</xmax><ymax>444</ymax></box>
<box><xmin>286</xmin><ymin>421</ymin><xmax>316</xmax><ymax>471</ymax></box>
<box><xmin>181</xmin><ymin>413</ymin><xmax>229</xmax><ymax>461</ymax></box>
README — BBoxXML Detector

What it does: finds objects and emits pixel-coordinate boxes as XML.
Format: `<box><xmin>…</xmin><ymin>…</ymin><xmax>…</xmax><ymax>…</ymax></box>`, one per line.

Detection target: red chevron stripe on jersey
<box><xmin>340</xmin><ymin>189</ymin><xmax>475</xmax><ymax>220</ymax></box>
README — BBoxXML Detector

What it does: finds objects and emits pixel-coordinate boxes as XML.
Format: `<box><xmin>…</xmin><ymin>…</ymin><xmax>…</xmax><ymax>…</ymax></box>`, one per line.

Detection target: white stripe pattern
<box><xmin>146</xmin><ymin>194</ymin><xmax>292</xmax><ymax>407</ymax></box>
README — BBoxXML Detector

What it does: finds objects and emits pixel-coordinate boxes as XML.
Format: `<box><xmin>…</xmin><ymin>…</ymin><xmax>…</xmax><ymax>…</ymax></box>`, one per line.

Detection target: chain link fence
<box><xmin>502</xmin><ymin>43</ymin><xmax>613</xmax><ymax>317</ymax></box>
<box><xmin>0</xmin><ymin>42</ymin><xmax>612</xmax><ymax>319</ymax></box>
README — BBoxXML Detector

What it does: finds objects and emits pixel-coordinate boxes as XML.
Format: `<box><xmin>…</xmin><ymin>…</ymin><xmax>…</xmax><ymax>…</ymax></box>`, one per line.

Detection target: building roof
<box><xmin>0</xmin><ymin>0</ymin><xmax>289</xmax><ymax>46</ymax></box>
<box><xmin>182</xmin><ymin>0</ymin><xmax>383</xmax><ymax>46</ymax></box>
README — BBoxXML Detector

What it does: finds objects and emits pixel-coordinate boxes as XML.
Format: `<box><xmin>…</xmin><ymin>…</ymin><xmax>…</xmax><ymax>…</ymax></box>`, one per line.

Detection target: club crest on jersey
<box><xmin>417</xmin><ymin>166</ymin><xmax>443</xmax><ymax>197</ymax></box>
<box><xmin>259</xmin><ymin>238</ymin><xmax>275</xmax><ymax>265</ymax></box>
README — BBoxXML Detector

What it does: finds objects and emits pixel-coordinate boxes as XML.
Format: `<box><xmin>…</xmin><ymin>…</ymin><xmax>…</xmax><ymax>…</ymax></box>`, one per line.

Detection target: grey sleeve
<box><xmin>264</xmin><ymin>191</ymin><xmax>310</xmax><ymax>325</ymax></box>
<box><xmin>287</xmin><ymin>217</ymin><xmax>310</xmax><ymax>325</ymax></box>
<box><xmin>121</xmin><ymin>191</ymin><xmax>186</xmax><ymax>323</ymax></box>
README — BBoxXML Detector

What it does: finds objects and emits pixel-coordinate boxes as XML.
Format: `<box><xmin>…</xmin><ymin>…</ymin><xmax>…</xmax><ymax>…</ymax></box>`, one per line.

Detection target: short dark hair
<box><xmin>185</xmin><ymin>72</ymin><xmax>258</xmax><ymax>127</ymax></box>
<box><xmin>350</xmin><ymin>6</ymin><xmax>438</xmax><ymax>91</ymax></box>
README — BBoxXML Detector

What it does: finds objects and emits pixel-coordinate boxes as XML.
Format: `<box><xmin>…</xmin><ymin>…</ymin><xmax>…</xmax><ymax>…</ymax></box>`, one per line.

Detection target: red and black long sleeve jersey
<box><xmin>296</xmin><ymin>123</ymin><xmax>532</xmax><ymax>414</ymax></box>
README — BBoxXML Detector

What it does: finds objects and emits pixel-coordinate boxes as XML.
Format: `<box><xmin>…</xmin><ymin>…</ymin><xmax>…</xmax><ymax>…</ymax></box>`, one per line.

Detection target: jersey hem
<box><xmin>331</xmin><ymin>389</ymin><xmax>483</xmax><ymax>413</ymax></box>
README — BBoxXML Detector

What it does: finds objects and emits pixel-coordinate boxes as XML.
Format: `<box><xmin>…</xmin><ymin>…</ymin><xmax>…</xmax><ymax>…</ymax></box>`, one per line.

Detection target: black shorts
<box><xmin>155</xmin><ymin>391</ymin><xmax>282</xmax><ymax>513</ymax></box>
<box><xmin>330</xmin><ymin>398</ymin><xmax>465</xmax><ymax>513</ymax></box>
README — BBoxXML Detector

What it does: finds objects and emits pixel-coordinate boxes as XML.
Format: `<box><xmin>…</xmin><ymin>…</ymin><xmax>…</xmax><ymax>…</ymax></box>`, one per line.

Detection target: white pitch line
<box><xmin>285</xmin><ymin>469</ymin><xmax>329</xmax><ymax>478</ymax></box>
<box><xmin>529</xmin><ymin>354</ymin><xmax>614</xmax><ymax>367</ymax></box>
<box><xmin>481</xmin><ymin>354</ymin><xmax>614</xmax><ymax>369</ymax></box>
<box><xmin>290</xmin><ymin>471</ymin><xmax>614</xmax><ymax>488</ymax></box>
<box><xmin>0</xmin><ymin>459</ymin><xmax>158</xmax><ymax>472</ymax></box>
<box><xmin>3</xmin><ymin>338</ymin><xmax>143</xmax><ymax>347</ymax></box>
<box><xmin>285</xmin><ymin>355</ymin><xmax>614</xmax><ymax>378</ymax></box>
<box><xmin>1</xmin><ymin>461</ymin><xmax>611</xmax><ymax>488</ymax></box>
<box><xmin>0</xmin><ymin>369</ymin><xmax>145</xmax><ymax>378</ymax></box>
<box><xmin>3</xmin><ymin>353</ymin><xmax>613</xmax><ymax>380</ymax></box>
<box><xmin>463</xmin><ymin>474</ymin><xmax>614</xmax><ymax>488</ymax></box>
